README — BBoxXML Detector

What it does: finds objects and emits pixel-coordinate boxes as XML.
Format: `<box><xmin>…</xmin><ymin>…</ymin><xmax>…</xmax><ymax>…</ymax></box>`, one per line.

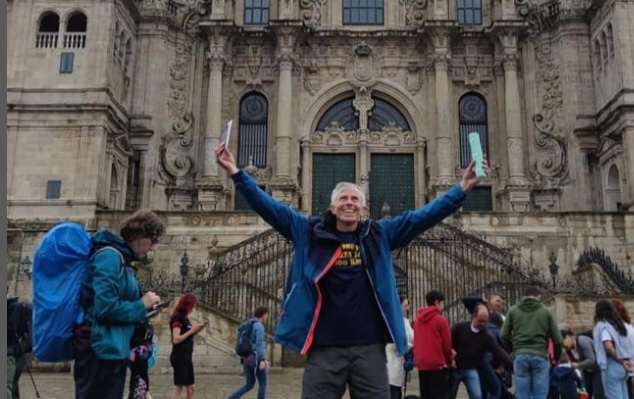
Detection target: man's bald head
<box><xmin>472</xmin><ymin>304</ymin><xmax>489</xmax><ymax>330</ymax></box>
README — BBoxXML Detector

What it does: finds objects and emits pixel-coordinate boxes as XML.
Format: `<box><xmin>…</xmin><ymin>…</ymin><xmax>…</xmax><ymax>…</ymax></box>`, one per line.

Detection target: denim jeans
<box><xmin>513</xmin><ymin>354</ymin><xmax>550</xmax><ymax>399</ymax></box>
<box><xmin>450</xmin><ymin>368</ymin><xmax>482</xmax><ymax>399</ymax></box>
<box><xmin>228</xmin><ymin>356</ymin><xmax>268</xmax><ymax>399</ymax></box>
<box><xmin>479</xmin><ymin>352</ymin><xmax>502</xmax><ymax>399</ymax></box>
<box><xmin>600</xmin><ymin>357</ymin><xmax>628</xmax><ymax>399</ymax></box>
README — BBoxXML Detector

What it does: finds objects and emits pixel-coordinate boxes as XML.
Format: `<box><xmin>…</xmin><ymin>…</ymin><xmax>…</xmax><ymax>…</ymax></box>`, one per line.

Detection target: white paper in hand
<box><xmin>220</xmin><ymin>120</ymin><xmax>233</xmax><ymax>147</ymax></box>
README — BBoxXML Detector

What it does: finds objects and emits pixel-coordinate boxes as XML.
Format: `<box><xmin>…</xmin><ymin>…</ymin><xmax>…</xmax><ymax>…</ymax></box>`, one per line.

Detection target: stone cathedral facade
<box><xmin>6</xmin><ymin>0</ymin><xmax>634</xmax><ymax>271</ymax></box>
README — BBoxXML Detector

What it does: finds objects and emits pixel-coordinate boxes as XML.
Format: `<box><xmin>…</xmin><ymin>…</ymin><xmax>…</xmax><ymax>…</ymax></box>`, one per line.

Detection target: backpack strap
<box><xmin>92</xmin><ymin>247</ymin><xmax>126</xmax><ymax>276</ymax></box>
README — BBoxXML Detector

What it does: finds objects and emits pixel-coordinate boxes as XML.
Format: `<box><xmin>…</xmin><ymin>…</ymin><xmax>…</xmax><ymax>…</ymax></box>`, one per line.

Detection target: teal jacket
<box><xmin>79</xmin><ymin>229</ymin><xmax>147</xmax><ymax>360</ymax></box>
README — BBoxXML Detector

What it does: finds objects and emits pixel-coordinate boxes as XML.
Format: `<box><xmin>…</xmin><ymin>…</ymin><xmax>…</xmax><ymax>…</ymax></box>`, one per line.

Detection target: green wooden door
<box><xmin>369</xmin><ymin>154</ymin><xmax>415</xmax><ymax>219</ymax></box>
<box><xmin>312</xmin><ymin>154</ymin><xmax>356</xmax><ymax>216</ymax></box>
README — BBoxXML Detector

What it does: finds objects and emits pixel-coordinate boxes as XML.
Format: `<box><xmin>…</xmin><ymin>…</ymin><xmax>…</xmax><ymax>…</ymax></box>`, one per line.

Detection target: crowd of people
<box><xmin>6</xmin><ymin>141</ymin><xmax>634</xmax><ymax>399</ymax></box>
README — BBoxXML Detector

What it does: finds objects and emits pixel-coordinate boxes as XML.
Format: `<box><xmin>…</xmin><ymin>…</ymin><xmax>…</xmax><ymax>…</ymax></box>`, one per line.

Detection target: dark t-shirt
<box><xmin>312</xmin><ymin>231</ymin><xmax>387</xmax><ymax>347</ymax></box>
<box><xmin>170</xmin><ymin>314</ymin><xmax>194</xmax><ymax>356</ymax></box>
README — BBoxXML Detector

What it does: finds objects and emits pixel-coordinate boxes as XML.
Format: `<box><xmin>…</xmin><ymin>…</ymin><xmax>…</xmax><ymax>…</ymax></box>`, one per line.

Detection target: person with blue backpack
<box><xmin>228</xmin><ymin>306</ymin><xmax>270</xmax><ymax>399</ymax></box>
<box><xmin>215</xmin><ymin>142</ymin><xmax>488</xmax><ymax>398</ymax></box>
<box><xmin>72</xmin><ymin>210</ymin><xmax>165</xmax><ymax>399</ymax></box>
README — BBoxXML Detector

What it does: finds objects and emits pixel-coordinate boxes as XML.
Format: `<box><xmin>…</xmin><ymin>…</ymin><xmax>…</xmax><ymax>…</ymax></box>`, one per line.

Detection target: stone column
<box><xmin>501</xmin><ymin>35</ymin><xmax>531</xmax><ymax>211</ymax></box>
<box><xmin>430</xmin><ymin>31</ymin><xmax>454</xmax><ymax>191</ymax></box>
<box><xmin>197</xmin><ymin>34</ymin><xmax>227</xmax><ymax>210</ymax></box>
<box><xmin>300</xmin><ymin>138</ymin><xmax>311</xmax><ymax>212</ymax></box>
<box><xmin>416</xmin><ymin>139</ymin><xmax>427</xmax><ymax>205</ymax></box>
<box><xmin>359</xmin><ymin>132</ymin><xmax>369</xmax><ymax>197</ymax></box>
<box><xmin>624</xmin><ymin>127</ymin><xmax>634</xmax><ymax>202</ymax></box>
<box><xmin>270</xmin><ymin>28</ymin><xmax>298</xmax><ymax>204</ymax></box>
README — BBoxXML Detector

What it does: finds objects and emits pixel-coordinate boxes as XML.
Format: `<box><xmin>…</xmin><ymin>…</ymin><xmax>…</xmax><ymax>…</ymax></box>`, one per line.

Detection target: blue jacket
<box><xmin>233</xmin><ymin>171</ymin><xmax>466</xmax><ymax>356</ymax></box>
<box><xmin>79</xmin><ymin>229</ymin><xmax>147</xmax><ymax>360</ymax></box>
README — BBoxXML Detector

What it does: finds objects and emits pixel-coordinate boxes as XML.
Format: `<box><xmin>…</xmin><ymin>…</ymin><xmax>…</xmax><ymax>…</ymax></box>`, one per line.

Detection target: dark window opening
<box><xmin>238</xmin><ymin>92</ymin><xmax>269</xmax><ymax>168</ymax></box>
<box><xmin>39</xmin><ymin>13</ymin><xmax>60</xmax><ymax>32</ymax></box>
<box><xmin>66</xmin><ymin>13</ymin><xmax>88</xmax><ymax>32</ymax></box>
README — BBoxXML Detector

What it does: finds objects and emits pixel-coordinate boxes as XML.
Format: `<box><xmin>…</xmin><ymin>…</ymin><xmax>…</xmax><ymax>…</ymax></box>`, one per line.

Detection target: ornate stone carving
<box><xmin>529</xmin><ymin>114</ymin><xmax>570</xmax><ymax>189</ymax></box>
<box><xmin>303</xmin><ymin>60</ymin><xmax>322</xmax><ymax>94</ymax></box>
<box><xmin>371</xmin><ymin>123</ymin><xmax>415</xmax><ymax>146</ymax></box>
<box><xmin>167</xmin><ymin>38</ymin><xmax>193</xmax><ymax>120</ymax></box>
<box><xmin>353</xmin><ymin>86</ymin><xmax>374</xmax><ymax>131</ymax></box>
<box><xmin>300</xmin><ymin>0</ymin><xmax>327</xmax><ymax>27</ymax></box>
<box><xmin>158</xmin><ymin>113</ymin><xmax>196</xmax><ymax>185</ymax></box>
<box><xmin>351</xmin><ymin>41</ymin><xmax>376</xmax><ymax>82</ymax></box>
<box><xmin>406</xmin><ymin>62</ymin><xmax>423</xmax><ymax>95</ymax></box>
<box><xmin>401</xmin><ymin>0</ymin><xmax>427</xmax><ymax>28</ymax></box>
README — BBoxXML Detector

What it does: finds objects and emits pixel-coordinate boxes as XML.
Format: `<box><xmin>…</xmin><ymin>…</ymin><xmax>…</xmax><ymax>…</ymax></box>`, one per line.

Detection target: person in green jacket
<box><xmin>501</xmin><ymin>286</ymin><xmax>563</xmax><ymax>399</ymax></box>
<box><xmin>75</xmin><ymin>210</ymin><xmax>166</xmax><ymax>399</ymax></box>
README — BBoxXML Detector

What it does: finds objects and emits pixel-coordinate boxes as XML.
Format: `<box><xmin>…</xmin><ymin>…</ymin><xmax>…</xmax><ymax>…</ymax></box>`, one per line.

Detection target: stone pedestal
<box><xmin>505</xmin><ymin>186</ymin><xmax>531</xmax><ymax>212</ymax></box>
<box><xmin>196</xmin><ymin>178</ymin><xmax>225</xmax><ymax>211</ymax></box>
<box><xmin>269</xmin><ymin>179</ymin><xmax>297</xmax><ymax>205</ymax></box>
<box><xmin>532</xmin><ymin>188</ymin><xmax>561</xmax><ymax>212</ymax></box>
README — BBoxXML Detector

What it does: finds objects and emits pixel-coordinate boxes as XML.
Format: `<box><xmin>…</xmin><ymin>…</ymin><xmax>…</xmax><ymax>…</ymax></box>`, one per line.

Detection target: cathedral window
<box><xmin>459</xmin><ymin>93</ymin><xmax>491</xmax><ymax>212</ymax></box>
<box><xmin>458</xmin><ymin>93</ymin><xmax>488</xmax><ymax>168</ymax></box>
<box><xmin>600</xmin><ymin>32</ymin><xmax>608</xmax><ymax>70</ymax></box>
<box><xmin>244</xmin><ymin>0</ymin><xmax>270</xmax><ymax>25</ymax></box>
<box><xmin>45</xmin><ymin>180</ymin><xmax>62</xmax><ymax>199</ymax></box>
<box><xmin>343</xmin><ymin>0</ymin><xmax>384</xmax><ymax>25</ymax></box>
<box><xmin>593</xmin><ymin>39</ymin><xmax>602</xmax><ymax>72</ymax></box>
<box><xmin>64</xmin><ymin>12</ymin><xmax>87</xmax><ymax>48</ymax></box>
<box><xmin>36</xmin><ymin>12</ymin><xmax>60</xmax><ymax>48</ymax></box>
<box><xmin>316</xmin><ymin>97</ymin><xmax>358</xmax><ymax>131</ymax></box>
<box><xmin>237</xmin><ymin>92</ymin><xmax>269</xmax><ymax>168</ymax></box>
<box><xmin>368</xmin><ymin>97</ymin><xmax>410</xmax><ymax>131</ymax></box>
<box><xmin>457</xmin><ymin>0</ymin><xmax>482</xmax><ymax>25</ymax></box>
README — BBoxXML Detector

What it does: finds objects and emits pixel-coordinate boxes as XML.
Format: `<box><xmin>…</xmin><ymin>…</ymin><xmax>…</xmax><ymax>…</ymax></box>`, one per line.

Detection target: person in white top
<box><xmin>611</xmin><ymin>299</ymin><xmax>634</xmax><ymax>399</ymax></box>
<box><xmin>386</xmin><ymin>297</ymin><xmax>415</xmax><ymax>399</ymax></box>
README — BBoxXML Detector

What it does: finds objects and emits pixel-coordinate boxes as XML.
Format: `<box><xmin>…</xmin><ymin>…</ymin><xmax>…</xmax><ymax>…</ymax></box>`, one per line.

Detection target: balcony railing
<box><xmin>63</xmin><ymin>33</ymin><xmax>86</xmax><ymax>49</ymax></box>
<box><xmin>35</xmin><ymin>33</ymin><xmax>58</xmax><ymax>49</ymax></box>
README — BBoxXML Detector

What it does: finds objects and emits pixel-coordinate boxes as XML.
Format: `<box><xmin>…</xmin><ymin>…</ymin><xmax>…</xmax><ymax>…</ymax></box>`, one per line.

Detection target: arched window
<box><xmin>605</xmin><ymin>165</ymin><xmax>621</xmax><ymax>211</ymax></box>
<box><xmin>459</xmin><ymin>93</ymin><xmax>491</xmax><ymax>212</ymax></box>
<box><xmin>594</xmin><ymin>39</ymin><xmax>602</xmax><ymax>72</ymax></box>
<box><xmin>124</xmin><ymin>39</ymin><xmax>132</xmax><ymax>73</ymax></box>
<box><xmin>65</xmin><ymin>12</ymin><xmax>87</xmax><ymax>48</ymax></box>
<box><xmin>36</xmin><ymin>12</ymin><xmax>60</xmax><ymax>48</ymax></box>
<box><xmin>368</xmin><ymin>97</ymin><xmax>410</xmax><ymax>131</ymax></box>
<box><xmin>316</xmin><ymin>97</ymin><xmax>358</xmax><ymax>131</ymax></box>
<box><xmin>237</xmin><ymin>92</ymin><xmax>269</xmax><ymax>168</ymax></box>
<box><xmin>113</xmin><ymin>22</ymin><xmax>120</xmax><ymax>61</ymax></box>
<box><xmin>457</xmin><ymin>0</ymin><xmax>482</xmax><ymax>25</ymax></box>
<box><xmin>606</xmin><ymin>24</ymin><xmax>615</xmax><ymax>60</ymax></box>
<box><xmin>244</xmin><ymin>0</ymin><xmax>270</xmax><ymax>25</ymax></box>
<box><xmin>459</xmin><ymin>93</ymin><xmax>488</xmax><ymax>168</ymax></box>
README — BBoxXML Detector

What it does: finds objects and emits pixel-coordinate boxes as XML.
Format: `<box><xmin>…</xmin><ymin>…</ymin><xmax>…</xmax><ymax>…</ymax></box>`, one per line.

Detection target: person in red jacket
<box><xmin>414</xmin><ymin>290</ymin><xmax>453</xmax><ymax>399</ymax></box>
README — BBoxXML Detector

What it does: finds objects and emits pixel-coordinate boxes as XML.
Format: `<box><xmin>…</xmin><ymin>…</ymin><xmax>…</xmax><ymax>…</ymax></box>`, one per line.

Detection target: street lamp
<box><xmin>548</xmin><ymin>250</ymin><xmax>559</xmax><ymax>291</ymax></box>
<box><xmin>180</xmin><ymin>251</ymin><xmax>189</xmax><ymax>293</ymax></box>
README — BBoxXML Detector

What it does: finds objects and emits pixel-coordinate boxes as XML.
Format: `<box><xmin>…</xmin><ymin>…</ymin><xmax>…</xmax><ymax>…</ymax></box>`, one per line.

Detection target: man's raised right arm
<box><xmin>215</xmin><ymin>143</ymin><xmax>308</xmax><ymax>240</ymax></box>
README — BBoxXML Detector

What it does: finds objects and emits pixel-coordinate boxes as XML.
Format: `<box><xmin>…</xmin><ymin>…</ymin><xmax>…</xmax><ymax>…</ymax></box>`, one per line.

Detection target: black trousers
<box><xmin>74</xmin><ymin>349</ymin><xmax>127</xmax><ymax>399</ymax></box>
<box><xmin>128</xmin><ymin>359</ymin><xmax>150</xmax><ymax>399</ymax></box>
<box><xmin>418</xmin><ymin>369</ymin><xmax>450</xmax><ymax>399</ymax></box>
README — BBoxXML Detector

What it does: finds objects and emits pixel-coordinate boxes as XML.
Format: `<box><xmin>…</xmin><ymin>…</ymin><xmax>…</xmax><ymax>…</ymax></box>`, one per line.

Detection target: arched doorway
<box><xmin>308</xmin><ymin>90</ymin><xmax>418</xmax><ymax>218</ymax></box>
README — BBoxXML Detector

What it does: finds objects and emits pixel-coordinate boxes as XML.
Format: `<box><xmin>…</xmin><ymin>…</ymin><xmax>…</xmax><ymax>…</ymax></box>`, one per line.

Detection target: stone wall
<box><xmin>547</xmin><ymin>294</ymin><xmax>634</xmax><ymax>332</ymax></box>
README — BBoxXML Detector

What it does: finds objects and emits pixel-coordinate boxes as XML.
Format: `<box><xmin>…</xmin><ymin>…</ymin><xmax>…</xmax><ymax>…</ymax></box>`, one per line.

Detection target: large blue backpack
<box><xmin>32</xmin><ymin>222</ymin><xmax>94</xmax><ymax>362</ymax></box>
<box><xmin>235</xmin><ymin>319</ymin><xmax>256</xmax><ymax>357</ymax></box>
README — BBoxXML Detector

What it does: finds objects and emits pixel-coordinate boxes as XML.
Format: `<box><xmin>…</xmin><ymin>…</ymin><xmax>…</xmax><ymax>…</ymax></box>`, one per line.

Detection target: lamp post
<box><xmin>548</xmin><ymin>250</ymin><xmax>559</xmax><ymax>292</ymax></box>
<box><xmin>180</xmin><ymin>251</ymin><xmax>189</xmax><ymax>293</ymax></box>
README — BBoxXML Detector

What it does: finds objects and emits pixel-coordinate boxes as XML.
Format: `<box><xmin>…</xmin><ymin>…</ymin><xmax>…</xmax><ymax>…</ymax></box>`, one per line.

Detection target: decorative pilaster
<box><xmin>270</xmin><ymin>27</ymin><xmax>298</xmax><ymax>204</ymax></box>
<box><xmin>500</xmin><ymin>34</ymin><xmax>531</xmax><ymax>211</ymax></box>
<box><xmin>197</xmin><ymin>33</ymin><xmax>227</xmax><ymax>210</ymax></box>
<box><xmin>430</xmin><ymin>31</ymin><xmax>454</xmax><ymax>192</ymax></box>
<box><xmin>624</xmin><ymin>127</ymin><xmax>634</xmax><ymax>203</ymax></box>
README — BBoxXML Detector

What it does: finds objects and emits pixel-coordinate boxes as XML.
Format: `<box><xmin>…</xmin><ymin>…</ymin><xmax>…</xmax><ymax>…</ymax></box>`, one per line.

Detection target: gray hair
<box><xmin>330</xmin><ymin>182</ymin><xmax>366</xmax><ymax>207</ymax></box>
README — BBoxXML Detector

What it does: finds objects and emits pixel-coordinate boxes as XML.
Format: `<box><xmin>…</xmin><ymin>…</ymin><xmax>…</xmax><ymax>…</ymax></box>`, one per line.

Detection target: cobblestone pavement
<box><xmin>18</xmin><ymin>369</ymin><xmax>428</xmax><ymax>399</ymax></box>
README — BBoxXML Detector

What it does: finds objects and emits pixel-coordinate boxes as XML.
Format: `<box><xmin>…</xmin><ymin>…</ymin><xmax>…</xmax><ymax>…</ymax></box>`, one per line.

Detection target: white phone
<box><xmin>220</xmin><ymin>119</ymin><xmax>233</xmax><ymax>147</ymax></box>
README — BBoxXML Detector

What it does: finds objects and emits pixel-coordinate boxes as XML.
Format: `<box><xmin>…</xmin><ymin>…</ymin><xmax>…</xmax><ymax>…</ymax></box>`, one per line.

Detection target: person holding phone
<box><xmin>169</xmin><ymin>293</ymin><xmax>206</xmax><ymax>399</ymax></box>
